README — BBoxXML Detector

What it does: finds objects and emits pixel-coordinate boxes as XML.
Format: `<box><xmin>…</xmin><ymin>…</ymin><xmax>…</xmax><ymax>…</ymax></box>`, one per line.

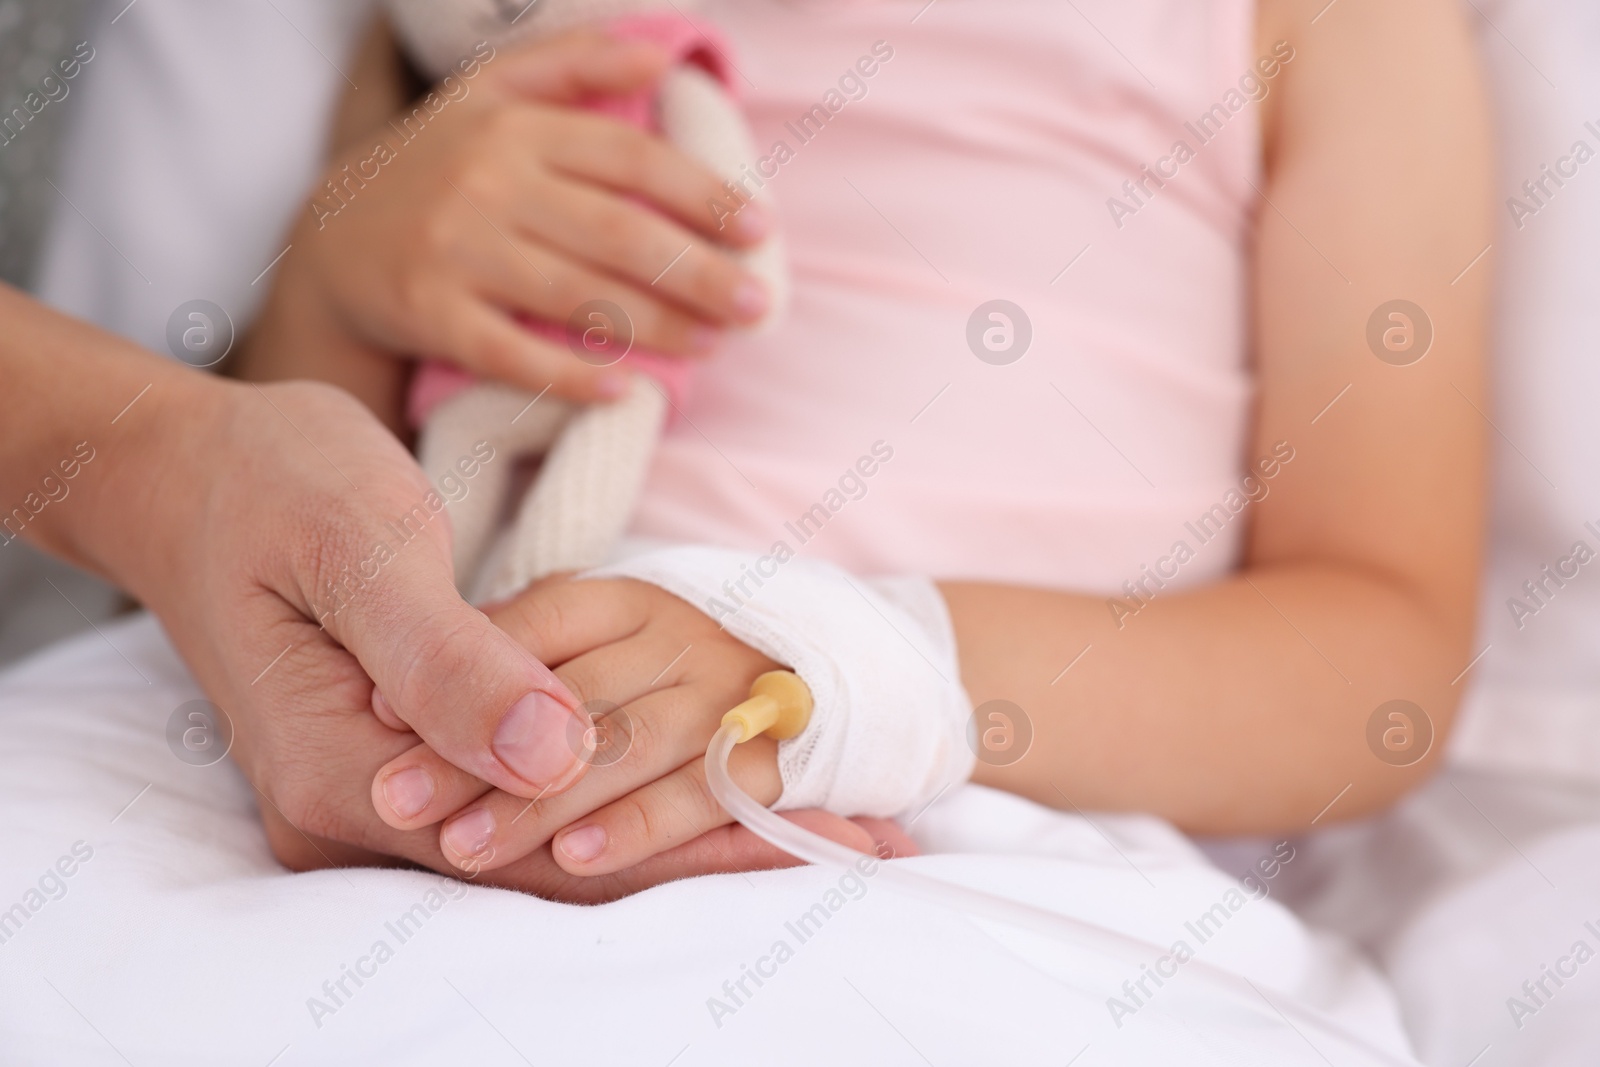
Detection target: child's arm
<box><xmin>233</xmin><ymin>24</ymin><xmax>772</xmax><ymax>435</ymax></box>
<box><xmin>949</xmin><ymin>0</ymin><xmax>1491</xmax><ymax>833</ymax></box>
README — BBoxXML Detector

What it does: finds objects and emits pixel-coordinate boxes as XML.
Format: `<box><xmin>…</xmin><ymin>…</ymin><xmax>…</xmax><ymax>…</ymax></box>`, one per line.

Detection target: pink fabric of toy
<box><xmin>406</xmin><ymin>13</ymin><xmax>733</xmax><ymax>427</ymax></box>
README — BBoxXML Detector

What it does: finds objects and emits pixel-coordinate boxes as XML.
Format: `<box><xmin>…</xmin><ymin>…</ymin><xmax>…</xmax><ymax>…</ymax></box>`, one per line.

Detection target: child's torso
<box><xmin>632</xmin><ymin>0</ymin><xmax>1261</xmax><ymax>592</ymax></box>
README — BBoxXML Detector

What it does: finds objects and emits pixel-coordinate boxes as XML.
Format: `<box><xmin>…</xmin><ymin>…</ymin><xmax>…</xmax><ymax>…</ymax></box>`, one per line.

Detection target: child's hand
<box><xmin>241</xmin><ymin>27</ymin><xmax>770</xmax><ymax>419</ymax></box>
<box><xmin>369</xmin><ymin>575</ymin><xmax>909</xmax><ymax>876</ymax></box>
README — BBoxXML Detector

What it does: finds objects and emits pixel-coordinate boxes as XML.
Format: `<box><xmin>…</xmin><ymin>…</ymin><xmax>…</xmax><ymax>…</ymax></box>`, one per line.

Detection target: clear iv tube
<box><xmin>705</xmin><ymin>724</ymin><xmax>1418</xmax><ymax>1067</ymax></box>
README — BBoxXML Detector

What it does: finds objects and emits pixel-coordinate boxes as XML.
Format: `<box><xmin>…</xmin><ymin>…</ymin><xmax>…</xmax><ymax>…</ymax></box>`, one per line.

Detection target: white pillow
<box><xmin>1447</xmin><ymin>0</ymin><xmax>1600</xmax><ymax>781</ymax></box>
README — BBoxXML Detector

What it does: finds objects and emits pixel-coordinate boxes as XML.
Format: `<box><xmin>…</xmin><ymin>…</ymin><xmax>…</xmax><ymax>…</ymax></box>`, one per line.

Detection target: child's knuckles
<box><xmin>668</xmin><ymin>764</ymin><xmax>725</xmax><ymax>828</ymax></box>
<box><xmin>394</xmin><ymin>269</ymin><xmax>443</xmax><ymax>333</ymax></box>
<box><xmin>453</xmin><ymin>159</ymin><xmax>514</xmax><ymax>213</ymax></box>
<box><xmin>417</xmin><ymin>204</ymin><xmax>467</xmax><ymax>263</ymax></box>
<box><xmin>485</xmin><ymin>103</ymin><xmax>540</xmax><ymax>147</ymax></box>
<box><xmin>625</xmin><ymin>773</ymin><xmax>722</xmax><ymax>854</ymax></box>
<box><xmin>544</xmin><ymin>272</ymin><xmax>608</xmax><ymax>323</ymax></box>
<box><xmin>614</xmin><ymin>792</ymin><xmax>669</xmax><ymax>852</ymax></box>
<box><xmin>588</xmin><ymin>202</ymin><xmax>650</xmax><ymax>264</ymax></box>
<box><xmin>608</xmin><ymin>701</ymin><xmax>666</xmax><ymax>772</ymax></box>
<box><xmin>594</xmin><ymin>125</ymin><xmax>655</xmax><ymax>190</ymax></box>
<box><xmin>496</xmin><ymin>586</ymin><xmax>572</xmax><ymax>663</ymax></box>
<box><xmin>472</xmin><ymin>328</ymin><xmax>541</xmax><ymax>386</ymax></box>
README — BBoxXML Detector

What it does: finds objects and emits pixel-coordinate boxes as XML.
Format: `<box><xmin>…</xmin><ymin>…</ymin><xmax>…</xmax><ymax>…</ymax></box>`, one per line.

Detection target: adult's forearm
<box><xmin>0</xmin><ymin>284</ymin><xmax>201</xmax><ymax>590</ymax></box>
<box><xmin>942</xmin><ymin>564</ymin><xmax>1467</xmax><ymax>834</ymax></box>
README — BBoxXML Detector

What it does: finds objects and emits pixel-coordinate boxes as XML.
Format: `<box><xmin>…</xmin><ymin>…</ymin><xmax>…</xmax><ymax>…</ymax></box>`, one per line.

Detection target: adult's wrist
<box><xmin>0</xmin><ymin>284</ymin><xmax>212</xmax><ymax>596</ymax></box>
<box><xmin>66</xmin><ymin>362</ymin><xmax>224</xmax><ymax>607</ymax></box>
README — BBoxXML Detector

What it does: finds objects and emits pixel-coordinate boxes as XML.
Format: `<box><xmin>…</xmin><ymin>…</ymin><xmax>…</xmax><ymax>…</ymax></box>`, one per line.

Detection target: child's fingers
<box><xmin>537</xmin><ymin>103</ymin><xmax>769</xmax><ymax>249</ymax></box>
<box><xmin>551</xmin><ymin>632</ymin><xmax>687</xmax><ymax>717</ymax></box>
<box><xmin>434</xmin><ymin>685</ymin><xmax>737</xmax><ymax>872</ymax></box>
<box><xmin>550</xmin><ymin>741</ymin><xmax>782</xmax><ymax>876</ymax></box>
<box><xmin>447</xmin><ymin>299</ymin><xmax>627</xmax><ymax>404</ymax></box>
<box><xmin>464</xmin><ymin>212</ymin><xmax>725</xmax><ymax>362</ymax></box>
<box><xmin>371</xmin><ymin>741</ymin><xmax>494</xmax><ymax>830</ymax></box>
<box><xmin>485</xmin><ymin>576</ymin><xmax>650</xmax><ymax>671</ymax></box>
<box><xmin>482</xmin><ymin>29</ymin><xmax>672</xmax><ymax>106</ymax></box>
<box><xmin>525</xmin><ymin>163</ymin><xmax>768</xmax><ymax>318</ymax></box>
<box><xmin>551</xmin><ymin>626</ymin><xmax>749</xmax><ymax>729</ymax></box>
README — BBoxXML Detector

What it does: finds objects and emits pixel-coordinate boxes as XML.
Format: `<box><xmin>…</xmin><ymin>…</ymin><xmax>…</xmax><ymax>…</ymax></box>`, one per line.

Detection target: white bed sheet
<box><xmin>0</xmin><ymin>615</ymin><xmax>1413</xmax><ymax>1065</ymax></box>
<box><xmin>1274</xmin><ymin>770</ymin><xmax>1600</xmax><ymax>1067</ymax></box>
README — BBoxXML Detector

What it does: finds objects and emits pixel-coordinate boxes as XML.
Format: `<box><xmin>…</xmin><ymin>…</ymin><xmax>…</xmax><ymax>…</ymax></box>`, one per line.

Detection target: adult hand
<box><xmin>0</xmin><ymin>287</ymin><xmax>888</xmax><ymax>900</ymax></box>
<box><xmin>81</xmin><ymin>372</ymin><xmax>575</xmax><ymax>862</ymax></box>
<box><xmin>239</xmin><ymin>27</ymin><xmax>771</xmax><ymax>418</ymax></box>
<box><xmin>66</xmin><ymin>354</ymin><xmax>889</xmax><ymax>900</ymax></box>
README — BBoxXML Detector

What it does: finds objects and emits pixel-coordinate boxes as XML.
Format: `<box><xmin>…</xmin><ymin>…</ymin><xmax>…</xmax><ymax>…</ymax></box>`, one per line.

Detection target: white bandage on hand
<box><xmin>584</xmin><ymin>545</ymin><xmax>976</xmax><ymax>818</ymax></box>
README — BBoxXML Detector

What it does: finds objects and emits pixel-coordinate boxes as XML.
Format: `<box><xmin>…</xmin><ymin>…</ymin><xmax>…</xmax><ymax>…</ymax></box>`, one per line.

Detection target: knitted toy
<box><xmin>385</xmin><ymin>0</ymin><xmax>787</xmax><ymax>603</ymax></box>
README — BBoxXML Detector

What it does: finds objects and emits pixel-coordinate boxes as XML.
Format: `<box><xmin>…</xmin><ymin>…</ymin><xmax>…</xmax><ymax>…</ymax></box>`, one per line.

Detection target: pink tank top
<box><xmin>630</xmin><ymin>0</ymin><xmax>1263</xmax><ymax>594</ymax></box>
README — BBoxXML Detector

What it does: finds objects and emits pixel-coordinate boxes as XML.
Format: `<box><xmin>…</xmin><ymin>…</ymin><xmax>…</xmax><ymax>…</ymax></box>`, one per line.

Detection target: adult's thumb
<box><xmin>320</xmin><ymin>523</ymin><xmax>593</xmax><ymax>802</ymax></box>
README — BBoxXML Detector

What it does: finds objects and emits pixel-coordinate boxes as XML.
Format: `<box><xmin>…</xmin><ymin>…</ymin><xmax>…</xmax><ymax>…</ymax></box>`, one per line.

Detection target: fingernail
<box><xmin>442</xmin><ymin>808</ymin><xmax>495</xmax><ymax>861</ymax></box>
<box><xmin>493</xmin><ymin>691</ymin><xmax>583</xmax><ymax>789</ymax></box>
<box><xmin>381</xmin><ymin>767</ymin><xmax>434</xmax><ymax>821</ymax></box>
<box><xmin>688</xmin><ymin>326</ymin><xmax>722</xmax><ymax>355</ymax></box>
<box><xmin>735</xmin><ymin>203</ymin><xmax>769</xmax><ymax>240</ymax></box>
<box><xmin>558</xmin><ymin>825</ymin><xmax>607</xmax><ymax>863</ymax></box>
<box><xmin>733</xmin><ymin>279</ymin><xmax>768</xmax><ymax>322</ymax></box>
<box><xmin>596</xmin><ymin>372</ymin><xmax>630</xmax><ymax>400</ymax></box>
